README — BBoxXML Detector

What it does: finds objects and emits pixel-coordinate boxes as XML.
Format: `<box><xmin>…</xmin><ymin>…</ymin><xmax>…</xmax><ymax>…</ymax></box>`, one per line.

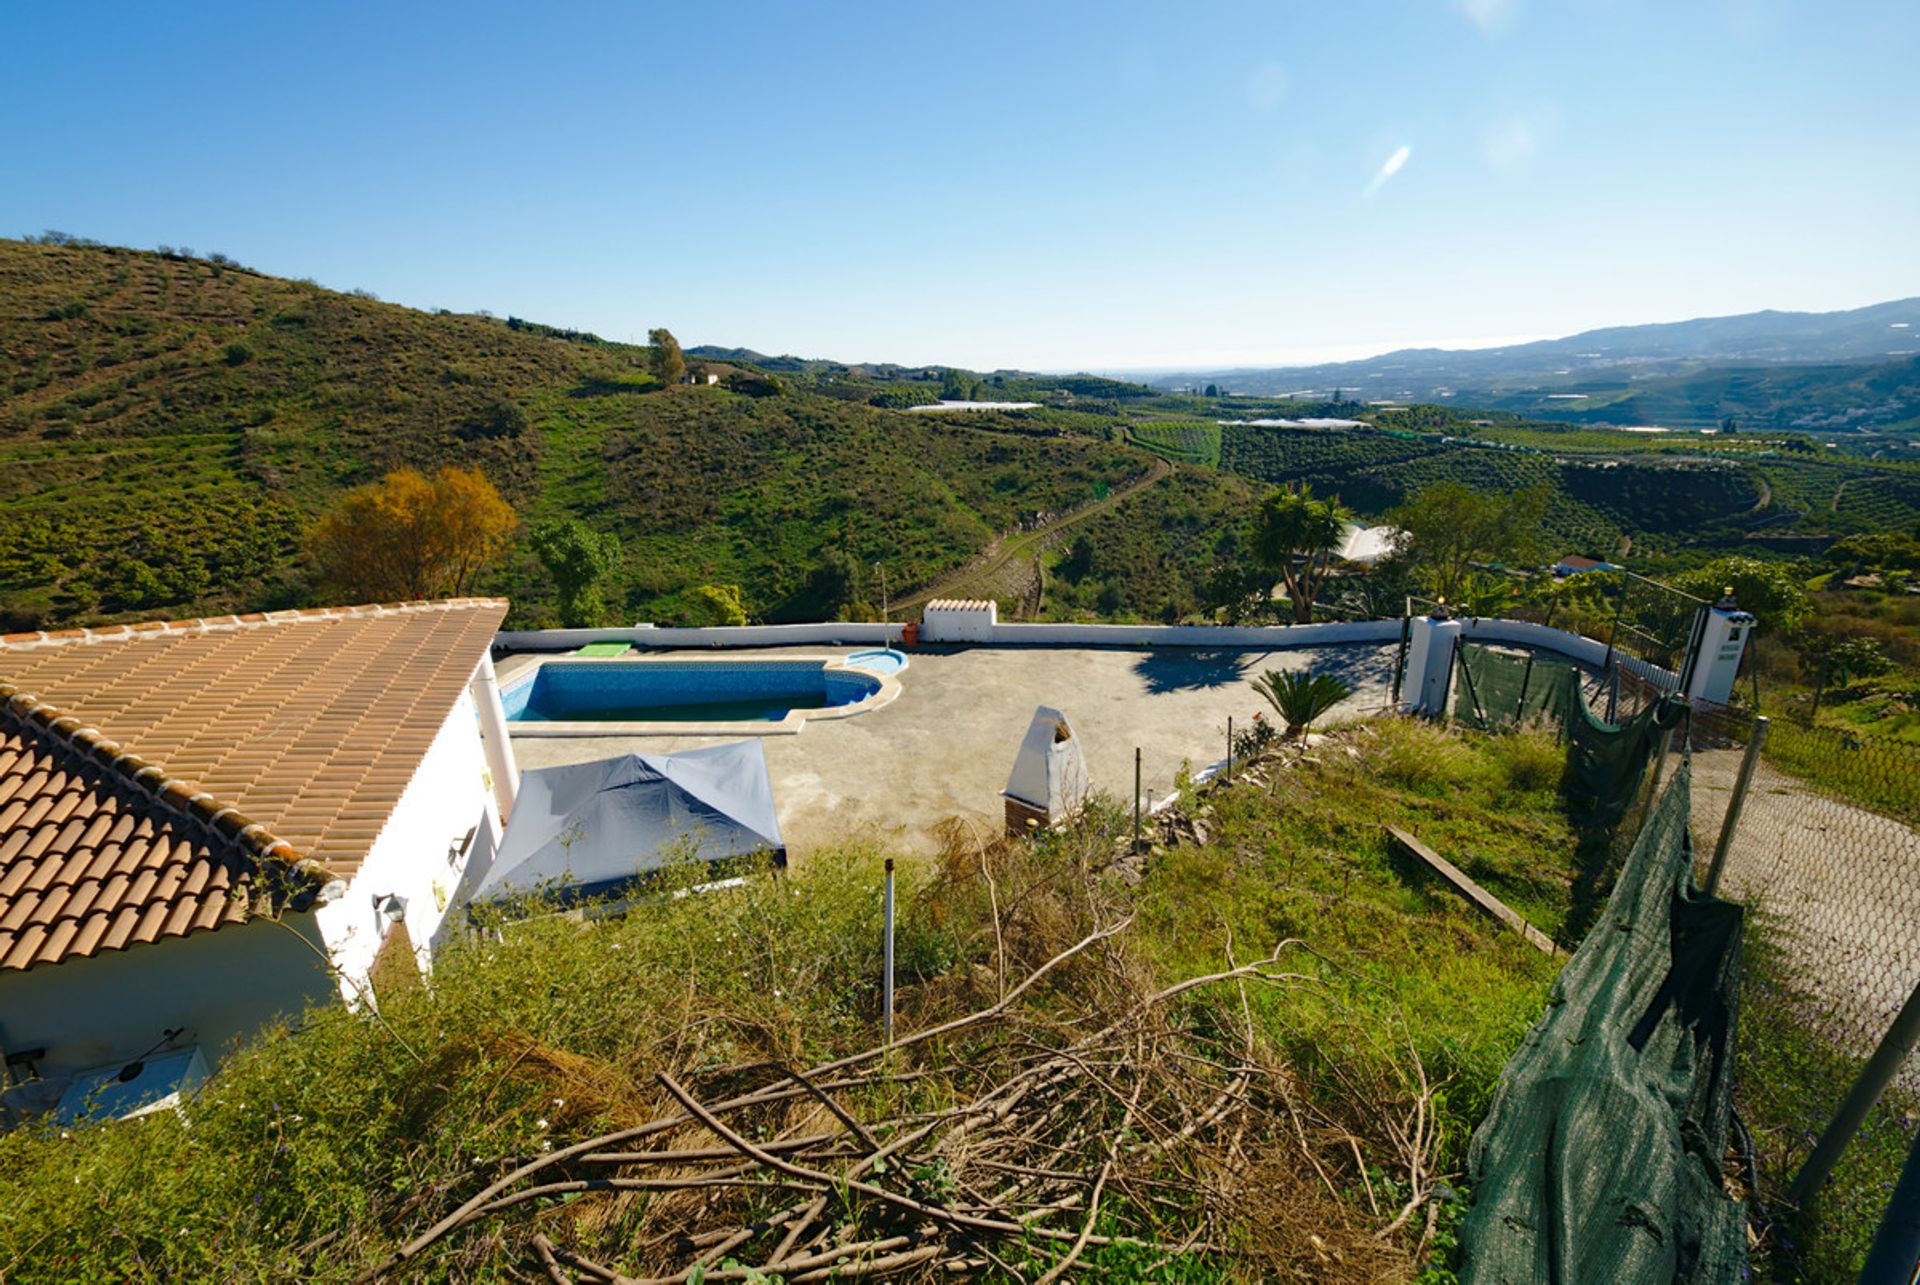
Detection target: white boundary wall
<box><xmin>493</xmin><ymin>615</ymin><xmax>1673</xmax><ymax>684</ymax></box>
<box><xmin>496</xmin><ymin>619</ymin><xmax>1401</xmax><ymax>652</ymax></box>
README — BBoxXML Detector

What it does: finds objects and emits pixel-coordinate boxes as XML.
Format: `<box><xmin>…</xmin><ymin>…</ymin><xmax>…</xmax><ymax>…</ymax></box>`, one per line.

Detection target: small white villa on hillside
<box><xmin>1336</xmin><ymin>523</ymin><xmax>1400</xmax><ymax>567</ymax></box>
<box><xmin>0</xmin><ymin>599</ymin><xmax>519</xmax><ymax>1123</ymax></box>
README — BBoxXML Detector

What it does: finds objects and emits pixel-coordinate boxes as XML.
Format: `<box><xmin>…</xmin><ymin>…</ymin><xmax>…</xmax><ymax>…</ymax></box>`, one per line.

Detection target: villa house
<box><xmin>0</xmin><ymin>599</ymin><xmax>517</xmax><ymax>1122</ymax></box>
<box><xmin>1553</xmin><ymin>554</ymin><xmax>1620</xmax><ymax>577</ymax></box>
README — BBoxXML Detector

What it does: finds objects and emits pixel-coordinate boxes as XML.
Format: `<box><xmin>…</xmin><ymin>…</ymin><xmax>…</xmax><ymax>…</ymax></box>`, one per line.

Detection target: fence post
<box><xmin>1602</xmin><ymin>571</ymin><xmax>1627</xmax><ymax>674</ymax></box>
<box><xmin>1676</xmin><ymin>603</ymin><xmax>1710</xmax><ymax>697</ymax></box>
<box><xmin>1226</xmin><ymin>717</ymin><xmax>1233</xmax><ymax>782</ymax></box>
<box><xmin>1391</xmin><ymin>612</ymin><xmax>1411</xmax><ymax>706</ymax></box>
<box><xmin>1644</xmin><ymin>721</ymin><xmax>1677</xmax><ymax>813</ymax></box>
<box><xmin>1790</xmin><ymin>975</ymin><xmax>1920</xmax><ymax>1207</ymax></box>
<box><xmin>882</xmin><ymin>858</ymin><xmax>896</xmax><ymax>1047</ymax></box>
<box><xmin>1858</xmin><ymin>1124</ymin><xmax>1920</xmax><ymax>1284</ymax></box>
<box><xmin>1704</xmin><ymin>716</ymin><xmax>1768</xmax><ymax>897</ymax></box>
<box><xmin>1133</xmin><ymin>747</ymin><xmax>1143</xmax><ymax>852</ymax></box>
<box><xmin>1455</xmin><ymin>641</ymin><xmax>1488</xmax><ymax>727</ymax></box>
<box><xmin>1441</xmin><ymin>636</ymin><xmax>1460</xmax><ymax>721</ymax></box>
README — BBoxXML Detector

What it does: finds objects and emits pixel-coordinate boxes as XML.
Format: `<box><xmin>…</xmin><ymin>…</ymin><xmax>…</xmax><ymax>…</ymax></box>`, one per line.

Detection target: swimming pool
<box><xmin>501</xmin><ymin>658</ymin><xmax>898</xmax><ymax>736</ymax></box>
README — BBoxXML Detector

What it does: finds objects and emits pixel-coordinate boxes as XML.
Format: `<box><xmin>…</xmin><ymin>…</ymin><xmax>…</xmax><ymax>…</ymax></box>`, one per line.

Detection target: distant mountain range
<box><xmin>1148</xmin><ymin>297</ymin><xmax>1920</xmax><ymax>430</ymax></box>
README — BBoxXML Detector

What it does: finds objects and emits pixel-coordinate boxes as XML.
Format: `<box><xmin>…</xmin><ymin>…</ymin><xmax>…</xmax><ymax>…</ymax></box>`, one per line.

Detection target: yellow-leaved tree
<box><xmin>307</xmin><ymin>466</ymin><xmax>517</xmax><ymax>602</ymax></box>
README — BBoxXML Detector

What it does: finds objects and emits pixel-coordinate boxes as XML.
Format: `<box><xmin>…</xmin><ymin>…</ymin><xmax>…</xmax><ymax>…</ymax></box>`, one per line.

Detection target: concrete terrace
<box><xmin>501</xmin><ymin>643</ymin><xmax>1401</xmax><ymax>856</ymax></box>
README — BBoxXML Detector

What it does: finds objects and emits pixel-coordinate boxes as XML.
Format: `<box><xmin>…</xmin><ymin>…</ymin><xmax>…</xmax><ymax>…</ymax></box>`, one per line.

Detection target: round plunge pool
<box><xmin>500</xmin><ymin>657</ymin><xmax>898</xmax><ymax>736</ymax></box>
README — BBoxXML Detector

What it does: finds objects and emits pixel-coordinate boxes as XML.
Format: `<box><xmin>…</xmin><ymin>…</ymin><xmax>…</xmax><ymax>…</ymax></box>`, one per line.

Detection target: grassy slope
<box><xmin>0</xmin><ymin>719</ymin><xmax>1575</xmax><ymax>1281</ymax></box>
<box><xmin>0</xmin><ymin>241</ymin><xmax>1154</xmax><ymax>629</ymax></box>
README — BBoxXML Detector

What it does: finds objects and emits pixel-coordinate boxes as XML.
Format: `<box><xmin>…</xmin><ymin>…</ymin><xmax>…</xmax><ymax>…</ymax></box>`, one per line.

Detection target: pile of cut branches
<box><xmin>359</xmin><ymin>827</ymin><xmax>1436</xmax><ymax>1282</ymax></box>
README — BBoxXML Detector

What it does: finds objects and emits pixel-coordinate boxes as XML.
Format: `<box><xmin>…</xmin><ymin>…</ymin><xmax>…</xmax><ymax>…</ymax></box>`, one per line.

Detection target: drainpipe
<box><xmin>471</xmin><ymin>652</ymin><xmax>520</xmax><ymax>819</ymax></box>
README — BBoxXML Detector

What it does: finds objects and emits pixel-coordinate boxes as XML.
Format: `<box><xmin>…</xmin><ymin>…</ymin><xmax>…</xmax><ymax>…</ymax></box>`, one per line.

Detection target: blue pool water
<box><xmin>844</xmin><ymin>648</ymin><xmax>908</xmax><ymax>676</ymax></box>
<box><xmin>504</xmin><ymin>660</ymin><xmax>881</xmax><ymax>724</ymax></box>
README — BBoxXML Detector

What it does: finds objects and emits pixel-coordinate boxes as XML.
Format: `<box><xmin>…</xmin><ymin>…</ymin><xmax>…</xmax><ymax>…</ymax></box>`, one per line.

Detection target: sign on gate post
<box><xmin>1685</xmin><ymin>593</ymin><xmax>1756</xmax><ymax>707</ymax></box>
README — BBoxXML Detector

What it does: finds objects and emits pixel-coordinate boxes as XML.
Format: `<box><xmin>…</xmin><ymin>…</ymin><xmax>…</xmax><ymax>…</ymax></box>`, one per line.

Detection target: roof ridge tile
<box><xmin>0</xmin><ymin>597</ymin><xmax>509</xmax><ymax>653</ymax></box>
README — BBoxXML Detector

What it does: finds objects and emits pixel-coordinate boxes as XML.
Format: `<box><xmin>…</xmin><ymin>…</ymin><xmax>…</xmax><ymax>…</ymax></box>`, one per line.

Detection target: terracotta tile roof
<box><xmin>0</xmin><ymin>599</ymin><xmax>507</xmax><ymax>971</ymax></box>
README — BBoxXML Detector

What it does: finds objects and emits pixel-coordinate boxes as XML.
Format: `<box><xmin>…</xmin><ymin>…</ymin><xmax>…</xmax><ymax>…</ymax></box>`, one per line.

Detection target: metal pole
<box><xmin>1676</xmin><ymin>603</ymin><xmax>1710</xmax><ymax>697</ymax></box>
<box><xmin>1791</xmin><ymin>975</ymin><xmax>1920</xmax><ymax>1206</ymax></box>
<box><xmin>1515</xmin><ymin>651</ymin><xmax>1535</xmax><ymax>725</ymax></box>
<box><xmin>1456</xmin><ymin>641</ymin><xmax>1489</xmax><ymax>727</ymax></box>
<box><xmin>1601</xmin><ymin>571</ymin><xmax>1627</xmax><ymax>674</ymax></box>
<box><xmin>1391</xmin><ymin>612</ymin><xmax>1411</xmax><ymax>706</ymax></box>
<box><xmin>1857</xmin><ymin>1122</ymin><xmax>1920</xmax><ymax>1284</ymax></box>
<box><xmin>1644</xmin><ymin>723</ymin><xmax>1676</xmax><ymax>815</ymax></box>
<box><xmin>1133</xmin><ymin>748</ymin><xmax>1143</xmax><ymax>851</ymax></box>
<box><xmin>1704</xmin><ymin>716</ymin><xmax>1768</xmax><ymax>897</ymax></box>
<box><xmin>882</xmin><ymin>858</ymin><xmax>895</xmax><ymax>1047</ymax></box>
<box><xmin>1226</xmin><ymin>717</ymin><xmax>1233</xmax><ymax>782</ymax></box>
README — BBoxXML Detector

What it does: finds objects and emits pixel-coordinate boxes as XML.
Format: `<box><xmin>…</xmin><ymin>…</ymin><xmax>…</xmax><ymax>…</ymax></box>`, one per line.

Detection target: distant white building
<box><xmin>1336</xmin><ymin>523</ymin><xmax>1399</xmax><ymax>566</ymax></box>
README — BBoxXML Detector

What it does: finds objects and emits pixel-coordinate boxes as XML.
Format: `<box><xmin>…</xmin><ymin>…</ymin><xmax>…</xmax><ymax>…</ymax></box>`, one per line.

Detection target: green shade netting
<box><xmin>1452</xmin><ymin>645</ymin><xmax>1682</xmax><ymax>832</ymax></box>
<box><xmin>1458</xmin><ymin>759</ymin><xmax>1748</xmax><ymax>1281</ymax></box>
<box><xmin>1451</xmin><ymin>646</ymin><xmax>1581</xmax><ymax>734</ymax></box>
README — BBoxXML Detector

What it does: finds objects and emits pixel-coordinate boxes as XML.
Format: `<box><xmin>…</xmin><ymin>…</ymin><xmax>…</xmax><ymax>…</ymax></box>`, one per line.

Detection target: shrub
<box><xmin>529</xmin><ymin>518</ymin><xmax>623</xmax><ymax>628</ymax></box>
<box><xmin>221</xmin><ymin>341</ymin><xmax>253</xmax><ymax>366</ymax></box>
<box><xmin>1251</xmin><ymin>669</ymin><xmax>1354</xmax><ymax>737</ymax></box>
<box><xmin>682</xmin><ymin>583</ymin><xmax>748</xmax><ymax>626</ymax></box>
<box><xmin>460</xmin><ymin>397</ymin><xmax>528</xmax><ymax>440</ymax></box>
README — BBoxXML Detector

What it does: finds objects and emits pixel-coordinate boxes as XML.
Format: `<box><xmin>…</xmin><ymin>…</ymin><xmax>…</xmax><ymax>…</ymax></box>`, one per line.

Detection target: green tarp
<box><xmin>1452</xmin><ymin>645</ymin><xmax>1681</xmax><ymax>832</ymax></box>
<box><xmin>1459</xmin><ymin>760</ymin><xmax>1748</xmax><ymax>1281</ymax></box>
<box><xmin>1449</xmin><ymin>644</ymin><xmax>1747</xmax><ymax>1279</ymax></box>
<box><xmin>1452</xmin><ymin>645</ymin><xmax>1581</xmax><ymax>734</ymax></box>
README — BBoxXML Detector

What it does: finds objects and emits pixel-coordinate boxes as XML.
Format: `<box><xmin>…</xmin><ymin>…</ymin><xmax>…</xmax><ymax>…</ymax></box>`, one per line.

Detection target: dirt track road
<box><xmin>894</xmin><ymin>456</ymin><xmax>1175</xmax><ymax>613</ymax></box>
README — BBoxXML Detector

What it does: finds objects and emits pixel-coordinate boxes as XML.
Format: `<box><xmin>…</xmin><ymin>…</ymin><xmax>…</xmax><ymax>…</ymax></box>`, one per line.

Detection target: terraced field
<box><xmin>1127</xmin><ymin>420</ymin><xmax>1221</xmax><ymax>467</ymax></box>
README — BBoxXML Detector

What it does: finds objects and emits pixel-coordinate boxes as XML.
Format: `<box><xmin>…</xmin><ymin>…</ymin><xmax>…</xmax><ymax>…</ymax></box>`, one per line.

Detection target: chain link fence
<box><xmin>1432</xmin><ymin>581</ymin><xmax>1920</xmax><ymax>1265</ymax></box>
<box><xmin>1687</xmin><ymin>703</ymin><xmax>1920</xmax><ymax>1069</ymax></box>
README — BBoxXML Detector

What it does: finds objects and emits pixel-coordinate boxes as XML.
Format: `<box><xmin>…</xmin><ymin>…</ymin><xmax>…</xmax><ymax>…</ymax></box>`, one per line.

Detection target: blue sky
<box><xmin>4</xmin><ymin>1</ymin><xmax>1916</xmax><ymax>370</ymax></box>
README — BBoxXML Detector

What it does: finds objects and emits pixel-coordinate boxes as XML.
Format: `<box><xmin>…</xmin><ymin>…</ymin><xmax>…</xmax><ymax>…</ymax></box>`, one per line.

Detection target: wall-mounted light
<box><xmin>373</xmin><ymin>893</ymin><xmax>408</xmax><ymax>926</ymax></box>
<box><xmin>448</xmin><ymin>825</ymin><xmax>478</xmax><ymax>867</ymax></box>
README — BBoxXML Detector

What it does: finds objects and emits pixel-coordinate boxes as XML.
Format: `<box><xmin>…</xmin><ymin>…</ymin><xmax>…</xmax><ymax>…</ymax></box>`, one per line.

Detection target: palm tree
<box><xmin>1251</xmin><ymin>669</ymin><xmax>1354</xmax><ymax>739</ymax></box>
<box><xmin>1250</xmin><ymin>484</ymin><xmax>1352</xmax><ymax>624</ymax></box>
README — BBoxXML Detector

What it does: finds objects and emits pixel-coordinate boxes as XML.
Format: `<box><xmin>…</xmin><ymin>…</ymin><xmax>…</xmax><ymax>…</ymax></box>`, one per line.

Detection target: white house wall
<box><xmin>315</xmin><ymin>683</ymin><xmax>500</xmax><ymax>998</ymax></box>
<box><xmin>0</xmin><ymin>914</ymin><xmax>334</xmax><ymax>1077</ymax></box>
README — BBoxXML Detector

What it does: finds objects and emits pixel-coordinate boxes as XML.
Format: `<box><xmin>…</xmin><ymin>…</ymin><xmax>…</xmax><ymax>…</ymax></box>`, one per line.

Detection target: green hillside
<box><xmin>6</xmin><ymin>241</ymin><xmax>1916</xmax><ymax>633</ymax></box>
<box><xmin>1473</xmin><ymin>354</ymin><xmax>1920</xmax><ymax>434</ymax></box>
<box><xmin>0</xmin><ymin>241</ymin><xmax>1154</xmax><ymax>629</ymax></box>
<box><xmin>1214</xmin><ymin>421</ymin><xmax>1764</xmax><ymax>558</ymax></box>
